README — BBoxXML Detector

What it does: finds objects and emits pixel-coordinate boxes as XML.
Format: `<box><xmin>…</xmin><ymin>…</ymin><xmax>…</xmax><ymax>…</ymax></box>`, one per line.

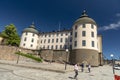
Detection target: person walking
<box><xmin>81</xmin><ymin>63</ymin><xmax>84</xmax><ymax>72</ymax></box>
<box><xmin>74</xmin><ymin>63</ymin><xmax>79</xmax><ymax>79</ymax></box>
<box><xmin>88</xmin><ymin>64</ymin><xmax>91</xmax><ymax>73</ymax></box>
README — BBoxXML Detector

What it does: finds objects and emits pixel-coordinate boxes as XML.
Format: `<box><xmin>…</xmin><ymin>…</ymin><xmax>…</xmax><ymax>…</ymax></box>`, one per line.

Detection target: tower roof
<box><xmin>74</xmin><ymin>10</ymin><xmax>97</xmax><ymax>25</ymax></box>
<box><xmin>23</xmin><ymin>22</ymin><xmax>39</xmax><ymax>34</ymax></box>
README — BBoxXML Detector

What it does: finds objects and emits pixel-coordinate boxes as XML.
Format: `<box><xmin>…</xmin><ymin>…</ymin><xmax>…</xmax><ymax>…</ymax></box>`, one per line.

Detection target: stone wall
<box><xmin>0</xmin><ymin>45</ymin><xmax>34</xmax><ymax>61</ymax></box>
<box><xmin>0</xmin><ymin>45</ymin><xmax>70</xmax><ymax>63</ymax></box>
<box><xmin>40</xmin><ymin>50</ymin><xmax>69</xmax><ymax>63</ymax></box>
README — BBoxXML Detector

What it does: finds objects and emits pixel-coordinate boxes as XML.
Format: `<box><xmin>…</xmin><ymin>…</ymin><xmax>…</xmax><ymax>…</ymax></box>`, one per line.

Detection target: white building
<box><xmin>20</xmin><ymin>10</ymin><xmax>103</xmax><ymax>66</ymax></box>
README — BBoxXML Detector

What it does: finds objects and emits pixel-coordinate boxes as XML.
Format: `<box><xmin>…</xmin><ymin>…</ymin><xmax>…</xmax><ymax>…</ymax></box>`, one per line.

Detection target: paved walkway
<box><xmin>0</xmin><ymin>60</ymin><xmax>74</xmax><ymax>73</ymax></box>
<box><xmin>0</xmin><ymin>60</ymin><xmax>120</xmax><ymax>80</ymax></box>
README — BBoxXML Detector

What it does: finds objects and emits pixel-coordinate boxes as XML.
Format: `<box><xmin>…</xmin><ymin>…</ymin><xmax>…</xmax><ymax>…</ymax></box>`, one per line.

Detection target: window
<box><xmin>44</xmin><ymin>39</ymin><xmax>46</xmax><ymax>43</ymax></box>
<box><xmin>45</xmin><ymin>34</ymin><xmax>47</xmax><ymax>37</ymax></box>
<box><xmin>70</xmin><ymin>37</ymin><xmax>72</xmax><ymax>42</ymax></box>
<box><xmin>56</xmin><ymin>45</ymin><xmax>58</xmax><ymax>49</ymax></box>
<box><xmin>30</xmin><ymin>44</ymin><xmax>33</xmax><ymax>47</ymax></box>
<box><xmin>92</xmin><ymin>41</ymin><xmax>94</xmax><ymax>47</ymax></box>
<box><xmin>47</xmin><ymin>46</ymin><xmax>49</xmax><ymax>49</ymax></box>
<box><xmin>75</xmin><ymin>25</ymin><xmax>77</xmax><ymax>30</ymax></box>
<box><xmin>82</xmin><ymin>31</ymin><xmax>86</xmax><ymax>37</ymax></box>
<box><xmin>52</xmin><ymin>39</ymin><xmax>54</xmax><ymax>43</ymax></box>
<box><xmin>32</xmin><ymin>33</ymin><xmax>35</xmax><ymax>37</ymax></box>
<box><xmin>51</xmin><ymin>45</ymin><xmax>53</xmax><ymax>49</ymax></box>
<box><xmin>41</xmin><ymin>40</ymin><xmax>42</xmax><ymax>43</ymax></box>
<box><xmin>64</xmin><ymin>45</ymin><xmax>67</xmax><ymax>49</ymax></box>
<box><xmin>66</xmin><ymin>33</ymin><xmax>68</xmax><ymax>36</ymax></box>
<box><xmin>56</xmin><ymin>38</ymin><xmax>58</xmax><ymax>43</ymax></box>
<box><xmin>52</xmin><ymin>34</ymin><xmax>54</xmax><ymax>37</ymax></box>
<box><xmin>91</xmin><ymin>32</ymin><xmax>94</xmax><ymax>37</ymax></box>
<box><xmin>91</xmin><ymin>24</ymin><xmax>94</xmax><ymax>29</ymax></box>
<box><xmin>48</xmin><ymin>39</ymin><xmax>50</xmax><ymax>43</ymax></box>
<box><xmin>70</xmin><ymin>45</ymin><xmax>72</xmax><ymax>49</ymax></box>
<box><xmin>24</xmin><ymin>37</ymin><xmax>27</xmax><ymax>41</ymax></box>
<box><xmin>25</xmin><ymin>32</ymin><xmax>28</xmax><ymax>35</ymax></box>
<box><xmin>65</xmin><ymin>38</ymin><xmax>68</xmax><ymax>42</ymax></box>
<box><xmin>61</xmin><ymin>33</ymin><xmax>63</xmax><ymax>36</ymax></box>
<box><xmin>31</xmin><ymin>38</ymin><xmax>34</xmax><ymax>42</ymax></box>
<box><xmin>23</xmin><ymin>43</ymin><xmax>25</xmax><ymax>46</ymax></box>
<box><xmin>82</xmin><ymin>40</ymin><xmax>86</xmax><ymax>46</ymax></box>
<box><xmin>74</xmin><ymin>41</ymin><xmax>77</xmax><ymax>47</ymax></box>
<box><xmin>60</xmin><ymin>38</ymin><xmax>63</xmax><ymax>42</ymax></box>
<box><xmin>60</xmin><ymin>45</ymin><xmax>62</xmax><ymax>49</ymax></box>
<box><xmin>49</xmin><ymin>34</ymin><xmax>51</xmax><ymax>37</ymax></box>
<box><xmin>57</xmin><ymin>33</ymin><xmax>59</xmax><ymax>36</ymax></box>
<box><xmin>82</xmin><ymin>24</ymin><xmax>86</xmax><ymax>28</ymax></box>
<box><xmin>75</xmin><ymin>32</ymin><xmax>77</xmax><ymax>38</ymax></box>
<box><xmin>70</xmin><ymin>32</ymin><xmax>72</xmax><ymax>35</ymax></box>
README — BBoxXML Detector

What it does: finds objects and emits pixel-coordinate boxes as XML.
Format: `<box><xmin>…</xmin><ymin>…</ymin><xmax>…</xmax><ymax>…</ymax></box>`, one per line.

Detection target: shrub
<box><xmin>15</xmin><ymin>52</ymin><xmax>42</xmax><ymax>62</ymax></box>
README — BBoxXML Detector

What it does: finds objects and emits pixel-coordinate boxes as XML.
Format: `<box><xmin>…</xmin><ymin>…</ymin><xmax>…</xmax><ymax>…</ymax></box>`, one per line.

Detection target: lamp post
<box><xmin>65</xmin><ymin>49</ymin><xmax>69</xmax><ymax>70</ymax></box>
<box><xmin>110</xmin><ymin>54</ymin><xmax>115</xmax><ymax>74</ymax></box>
<box><xmin>16</xmin><ymin>49</ymin><xmax>21</xmax><ymax>64</ymax></box>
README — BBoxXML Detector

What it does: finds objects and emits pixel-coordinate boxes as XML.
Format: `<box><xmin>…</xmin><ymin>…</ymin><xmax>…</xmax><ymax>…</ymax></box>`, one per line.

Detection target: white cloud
<box><xmin>98</xmin><ymin>21</ymin><xmax>120</xmax><ymax>31</ymax></box>
<box><xmin>116</xmin><ymin>13</ymin><xmax>120</xmax><ymax>17</ymax></box>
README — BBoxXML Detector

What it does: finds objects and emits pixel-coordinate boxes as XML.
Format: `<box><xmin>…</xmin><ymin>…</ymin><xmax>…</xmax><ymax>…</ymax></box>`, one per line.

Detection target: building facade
<box><xmin>20</xmin><ymin>10</ymin><xmax>103</xmax><ymax>66</ymax></box>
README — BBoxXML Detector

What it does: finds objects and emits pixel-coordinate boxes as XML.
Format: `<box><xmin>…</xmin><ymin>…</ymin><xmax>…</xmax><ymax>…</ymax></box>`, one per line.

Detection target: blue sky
<box><xmin>0</xmin><ymin>0</ymin><xmax>120</xmax><ymax>59</ymax></box>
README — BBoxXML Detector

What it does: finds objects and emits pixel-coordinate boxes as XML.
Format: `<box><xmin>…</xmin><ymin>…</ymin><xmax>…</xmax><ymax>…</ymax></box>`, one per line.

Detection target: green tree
<box><xmin>1</xmin><ymin>24</ymin><xmax>20</xmax><ymax>46</ymax></box>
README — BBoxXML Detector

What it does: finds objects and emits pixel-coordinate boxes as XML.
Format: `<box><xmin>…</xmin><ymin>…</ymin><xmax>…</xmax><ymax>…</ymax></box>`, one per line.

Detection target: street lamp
<box><xmin>65</xmin><ymin>49</ymin><xmax>69</xmax><ymax>70</ymax></box>
<box><xmin>16</xmin><ymin>49</ymin><xmax>21</xmax><ymax>64</ymax></box>
<box><xmin>110</xmin><ymin>54</ymin><xmax>115</xmax><ymax>74</ymax></box>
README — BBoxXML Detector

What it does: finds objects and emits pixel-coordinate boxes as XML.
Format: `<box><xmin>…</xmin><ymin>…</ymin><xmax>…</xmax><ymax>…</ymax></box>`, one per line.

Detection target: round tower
<box><xmin>20</xmin><ymin>22</ymin><xmax>39</xmax><ymax>50</ymax></box>
<box><xmin>71</xmin><ymin>10</ymin><xmax>99</xmax><ymax>66</ymax></box>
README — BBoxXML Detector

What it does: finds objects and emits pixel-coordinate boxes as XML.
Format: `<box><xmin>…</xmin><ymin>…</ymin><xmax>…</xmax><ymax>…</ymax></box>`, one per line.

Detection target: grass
<box><xmin>15</xmin><ymin>52</ymin><xmax>42</xmax><ymax>62</ymax></box>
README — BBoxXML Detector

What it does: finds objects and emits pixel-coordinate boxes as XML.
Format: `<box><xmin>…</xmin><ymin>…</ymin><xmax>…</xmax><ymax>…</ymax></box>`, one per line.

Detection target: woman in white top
<box><xmin>74</xmin><ymin>64</ymin><xmax>79</xmax><ymax>79</ymax></box>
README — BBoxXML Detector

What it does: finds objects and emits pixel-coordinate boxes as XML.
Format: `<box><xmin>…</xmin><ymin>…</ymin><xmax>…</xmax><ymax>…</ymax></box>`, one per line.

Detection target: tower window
<box><xmin>82</xmin><ymin>40</ymin><xmax>86</xmax><ymax>46</ymax></box>
<box><xmin>92</xmin><ymin>41</ymin><xmax>95</xmax><ymax>47</ymax></box>
<box><xmin>31</xmin><ymin>38</ymin><xmax>34</xmax><ymax>42</ymax></box>
<box><xmin>25</xmin><ymin>32</ymin><xmax>28</xmax><ymax>35</ymax></box>
<box><xmin>61</xmin><ymin>33</ymin><xmax>63</xmax><ymax>36</ymax></box>
<box><xmin>74</xmin><ymin>41</ymin><xmax>77</xmax><ymax>47</ymax></box>
<box><xmin>82</xmin><ymin>24</ymin><xmax>86</xmax><ymax>28</ymax></box>
<box><xmin>75</xmin><ymin>25</ymin><xmax>77</xmax><ymax>30</ymax></box>
<box><xmin>82</xmin><ymin>31</ymin><xmax>86</xmax><ymax>37</ymax></box>
<box><xmin>70</xmin><ymin>37</ymin><xmax>72</xmax><ymax>42</ymax></box>
<box><xmin>91</xmin><ymin>24</ymin><xmax>94</xmax><ymax>29</ymax></box>
<box><xmin>24</xmin><ymin>37</ymin><xmax>27</xmax><ymax>41</ymax></box>
<box><xmin>32</xmin><ymin>33</ymin><xmax>35</xmax><ymax>37</ymax></box>
<box><xmin>30</xmin><ymin>44</ymin><xmax>33</xmax><ymax>47</ymax></box>
<box><xmin>91</xmin><ymin>32</ymin><xmax>94</xmax><ymax>37</ymax></box>
<box><xmin>23</xmin><ymin>43</ymin><xmax>25</xmax><ymax>46</ymax></box>
<box><xmin>75</xmin><ymin>32</ymin><xmax>77</xmax><ymax>38</ymax></box>
<box><xmin>70</xmin><ymin>32</ymin><xmax>72</xmax><ymax>35</ymax></box>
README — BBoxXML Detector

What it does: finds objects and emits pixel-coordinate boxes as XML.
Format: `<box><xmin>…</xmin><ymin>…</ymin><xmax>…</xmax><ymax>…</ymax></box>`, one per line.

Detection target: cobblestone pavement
<box><xmin>0</xmin><ymin>62</ymin><xmax>119</xmax><ymax>80</ymax></box>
